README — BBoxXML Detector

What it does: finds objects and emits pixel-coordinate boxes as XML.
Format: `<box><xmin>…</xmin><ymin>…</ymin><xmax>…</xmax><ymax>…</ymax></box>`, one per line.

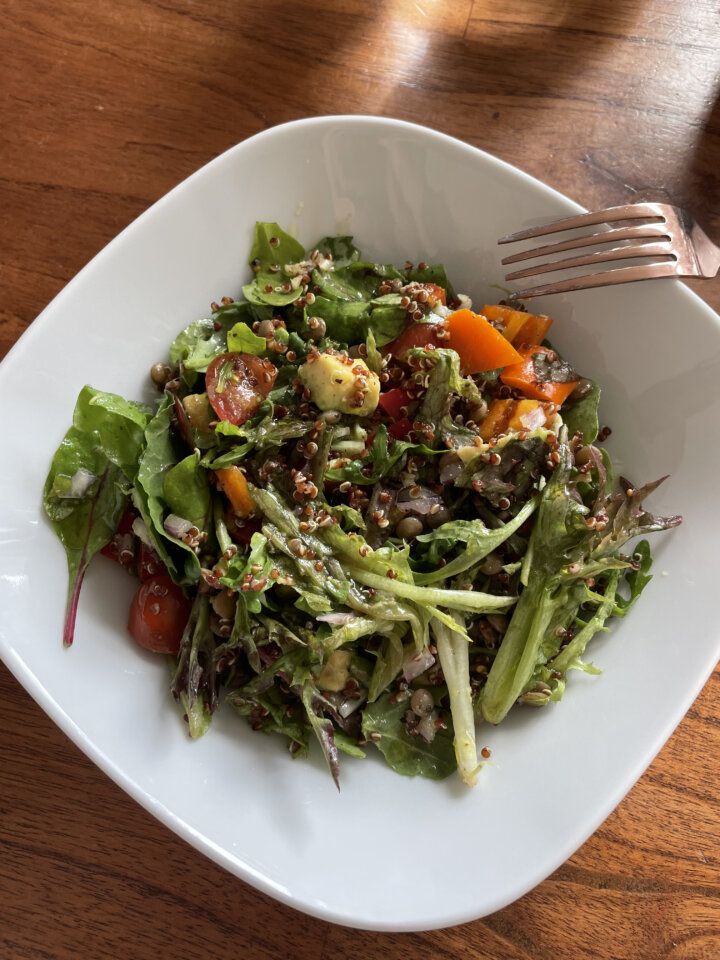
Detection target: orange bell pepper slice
<box><xmin>481</xmin><ymin>304</ymin><xmax>553</xmax><ymax>347</ymax></box>
<box><xmin>499</xmin><ymin>345</ymin><xmax>579</xmax><ymax>406</ymax></box>
<box><xmin>421</xmin><ymin>282</ymin><xmax>446</xmax><ymax>306</ymax></box>
<box><xmin>445</xmin><ymin>308</ymin><xmax>523</xmax><ymax>374</ymax></box>
<box><xmin>478</xmin><ymin>398</ymin><xmax>554</xmax><ymax>441</ymax></box>
<box><xmin>215</xmin><ymin>466</ymin><xmax>256</xmax><ymax>517</ymax></box>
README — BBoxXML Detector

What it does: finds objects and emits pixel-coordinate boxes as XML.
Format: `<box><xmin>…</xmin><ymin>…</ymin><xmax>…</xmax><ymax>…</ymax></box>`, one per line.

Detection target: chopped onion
<box><xmin>163</xmin><ymin>514</ymin><xmax>193</xmax><ymax>539</ymax></box>
<box><xmin>57</xmin><ymin>467</ymin><xmax>97</xmax><ymax>499</ymax></box>
<box><xmin>520</xmin><ymin>406</ymin><xmax>547</xmax><ymax>431</ymax></box>
<box><xmin>396</xmin><ymin>485</ymin><xmax>442</xmax><ymax>517</ymax></box>
<box><xmin>338</xmin><ymin>692</ymin><xmax>367</xmax><ymax>718</ymax></box>
<box><xmin>316</xmin><ymin>612</ymin><xmax>356</xmax><ymax>626</ymax></box>
<box><xmin>131</xmin><ymin>516</ymin><xmax>154</xmax><ymax>548</ymax></box>
<box><xmin>402</xmin><ymin>649</ymin><xmax>435</xmax><ymax>682</ymax></box>
<box><xmin>439</xmin><ymin>453</ymin><xmax>463</xmax><ymax>485</ymax></box>
<box><xmin>417</xmin><ymin>711</ymin><xmax>438</xmax><ymax>743</ymax></box>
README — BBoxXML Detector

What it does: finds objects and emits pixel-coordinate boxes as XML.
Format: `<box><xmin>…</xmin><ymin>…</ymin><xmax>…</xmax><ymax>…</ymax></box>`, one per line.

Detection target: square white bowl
<box><xmin>1</xmin><ymin>116</ymin><xmax>718</xmax><ymax>931</ymax></box>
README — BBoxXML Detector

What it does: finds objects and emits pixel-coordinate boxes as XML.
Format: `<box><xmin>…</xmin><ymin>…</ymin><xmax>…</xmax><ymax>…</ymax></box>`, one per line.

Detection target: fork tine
<box><xmin>510</xmin><ymin>261</ymin><xmax>681</xmax><ymax>299</ymax></box>
<box><xmin>500</xmin><ymin>222</ymin><xmax>671</xmax><ymax>265</ymax></box>
<box><xmin>504</xmin><ymin>242</ymin><xmax>676</xmax><ymax>282</ymax></box>
<box><xmin>498</xmin><ymin>202</ymin><xmax>667</xmax><ymax>244</ymax></box>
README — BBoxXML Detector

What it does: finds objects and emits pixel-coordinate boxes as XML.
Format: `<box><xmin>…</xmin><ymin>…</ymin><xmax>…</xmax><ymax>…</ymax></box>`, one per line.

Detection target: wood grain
<box><xmin>1</xmin><ymin>1</ymin><xmax>719</xmax><ymax>957</ymax></box>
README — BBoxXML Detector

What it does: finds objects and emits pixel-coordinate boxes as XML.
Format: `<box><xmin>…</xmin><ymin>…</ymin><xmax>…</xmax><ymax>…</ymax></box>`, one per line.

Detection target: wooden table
<box><xmin>2</xmin><ymin>2</ymin><xmax>719</xmax><ymax>957</ymax></box>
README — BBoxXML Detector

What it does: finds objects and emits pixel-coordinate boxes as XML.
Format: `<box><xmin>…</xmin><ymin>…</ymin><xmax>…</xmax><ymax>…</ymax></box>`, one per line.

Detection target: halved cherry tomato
<box><xmin>137</xmin><ymin>541</ymin><xmax>167</xmax><ymax>581</ymax></box>
<box><xmin>100</xmin><ymin>510</ymin><xmax>136</xmax><ymax>571</ymax></box>
<box><xmin>128</xmin><ymin>574</ymin><xmax>191</xmax><ymax>655</ymax></box>
<box><xmin>388</xmin><ymin>416</ymin><xmax>413</xmax><ymax>440</ymax></box>
<box><xmin>386</xmin><ymin>322</ymin><xmax>444</xmax><ymax>358</ymax></box>
<box><xmin>205</xmin><ymin>352</ymin><xmax>278</xmax><ymax>426</ymax></box>
<box><xmin>228</xmin><ymin>516</ymin><xmax>262</xmax><ymax>546</ymax></box>
<box><xmin>378</xmin><ymin>387</ymin><xmax>412</xmax><ymax>421</ymax></box>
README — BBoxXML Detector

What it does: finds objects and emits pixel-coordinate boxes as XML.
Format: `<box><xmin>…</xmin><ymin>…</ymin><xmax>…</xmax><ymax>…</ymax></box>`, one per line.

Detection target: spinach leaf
<box><xmin>308</xmin><ymin>296</ymin><xmax>406</xmax><ymax>347</ymax></box>
<box><xmin>135</xmin><ymin>396</ymin><xmax>200</xmax><ymax>580</ymax></box>
<box><xmin>310</xmin><ymin>235</ymin><xmax>361</xmax><ymax>267</ymax></box>
<box><xmin>162</xmin><ymin>454</ymin><xmax>212</xmax><ymax>532</ymax></box>
<box><xmin>311</xmin><ymin>262</ymin><xmax>401</xmax><ymax>303</ymax></box>
<box><xmin>170</xmin><ymin>314</ymin><xmax>233</xmax><ymax>373</ymax></box>
<box><xmin>227</xmin><ymin>321</ymin><xmax>267</xmax><ymax>355</ymax></box>
<box><xmin>562</xmin><ymin>380</ymin><xmax>601</xmax><ymax>443</ymax></box>
<box><xmin>241</xmin><ymin>222</ymin><xmax>306</xmax><ymax>307</ymax></box>
<box><xmin>43</xmin><ymin>386</ymin><xmax>151</xmax><ymax>646</ymax></box>
<box><xmin>362</xmin><ymin>692</ymin><xmax>456</xmax><ymax>780</ymax></box>
<box><xmin>250</xmin><ymin>221</ymin><xmax>305</xmax><ymax>271</ymax></box>
<box><xmin>405</xmin><ymin>262</ymin><xmax>454</xmax><ymax>298</ymax></box>
<box><xmin>71</xmin><ymin>386</ymin><xmax>151</xmax><ymax>479</ymax></box>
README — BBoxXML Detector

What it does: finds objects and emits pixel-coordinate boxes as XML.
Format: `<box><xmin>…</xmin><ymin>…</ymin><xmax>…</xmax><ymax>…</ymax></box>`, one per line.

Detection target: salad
<box><xmin>43</xmin><ymin>222</ymin><xmax>681</xmax><ymax>787</ymax></box>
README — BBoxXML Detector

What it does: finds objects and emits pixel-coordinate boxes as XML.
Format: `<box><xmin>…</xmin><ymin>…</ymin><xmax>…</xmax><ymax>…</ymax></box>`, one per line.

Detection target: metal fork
<box><xmin>498</xmin><ymin>201</ymin><xmax>720</xmax><ymax>298</ymax></box>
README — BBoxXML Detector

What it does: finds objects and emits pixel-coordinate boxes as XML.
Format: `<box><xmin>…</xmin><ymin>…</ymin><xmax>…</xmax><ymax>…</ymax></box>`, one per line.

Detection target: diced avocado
<box><xmin>298</xmin><ymin>351</ymin><xmax>379</xmax><ymax>416</ymax></box>
<box><xmin>317</xmin><ymin>650</ymin><xmax>352</xmax><ymax>692</ymax></box>
<box><xmin>182</xmin><ymin>393</ymin><xmax>215</xmax><ymax>432</ymax></box>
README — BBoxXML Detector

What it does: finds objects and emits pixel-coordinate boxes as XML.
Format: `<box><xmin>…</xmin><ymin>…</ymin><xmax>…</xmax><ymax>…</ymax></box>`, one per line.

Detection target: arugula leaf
<box><xmin>413</xmin><ymin>348</ymin><xmax>485</xmax><ymax>448</ymax></box>
<box><xmin>482</xmin><ymin>433</ymin><xmax>681</xmax><ymax>724</ymax></box>
<box><xmin>301</xmin><ymin>679</ymin><xmax>341</xmax><ymax>789</ymax></box>
<box><xmin>456</xmin><ymin>435</ymin><xmax>549</xmax><ymax>507</ymax></box>
<box><xmin>220</xmin><ymin>532</ymin><xmax>274</xmax><ymax>612</ymax></box>
<box><xmin>213</xmin><ymin>412</ymin><xmax>312</xmax><ymax>449</ymax></box>
<box><xmin>614</xmin><ymin>539</ymin><xmax>653</xmax><ymax>616</ymax></box>
<box><xmin>170</xmin><ymin>594</ymin><xmax>215</xmax><ymax>739</ymax></box>
<box><xmin>481</xmin><ymin>438</ymin><xmax>592</xmax><ymax>723</ymax></box>
<box><xmin>414</xmin><ymin>496</ymin><xmax>539</xmax><ymax>585</ymax></box>
<box><xmin>325</xmin><ymin>424</ymin><xmax>438</xmax><ymax>485</ymax></box>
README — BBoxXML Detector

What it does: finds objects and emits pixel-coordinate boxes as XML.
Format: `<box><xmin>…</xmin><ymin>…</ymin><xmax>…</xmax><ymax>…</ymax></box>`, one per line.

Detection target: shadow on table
<box><xmin>685</xmin><ymin>91</ymin><xmax>720</xmax><ymax>234</ymax></box>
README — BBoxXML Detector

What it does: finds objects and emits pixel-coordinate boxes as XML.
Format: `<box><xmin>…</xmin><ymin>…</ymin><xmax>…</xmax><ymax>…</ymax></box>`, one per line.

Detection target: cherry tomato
<box><xmin>388</xmin><ymin>416</ymin><xmax>413</xmax><ymax>440</ymax></box>
<box><xmin>205</xmin><ymin>352</ymin><xmax>278</xmax><ymax>426</ymax></box>
<box><xmin>137</xmin><ymin>541</ymin><xmax>167</xmax><ymax>581</ymax></box>
<box><xmin>100</xmin><ymin>510</ymin><xmax>136</xmax><ymax>571</ymax></box>
<box><xmin>386</xmin><ymin>322</ymin><xmax>444</xmax><ymax>358</ymax></box>
<box><xmin>128</xmin><ymin>575</ymin><xmax>191</xmax><ymax>655</ymax></box>
<box><xmin>224</xmin><ymin>511</ymin><xmax>262</xmax><ymax>546</ymax></box>
<box><xmin>377</xmin><ymin>387</ymin><xmax>412</xmax><ymax>421</ymax></box>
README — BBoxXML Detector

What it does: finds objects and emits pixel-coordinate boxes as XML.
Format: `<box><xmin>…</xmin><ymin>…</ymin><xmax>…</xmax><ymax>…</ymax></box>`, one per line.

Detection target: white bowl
<box><xmin>1</xmin><ymin>116</ymin><xmax>718</xmax><ymax>931</ymax></box>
